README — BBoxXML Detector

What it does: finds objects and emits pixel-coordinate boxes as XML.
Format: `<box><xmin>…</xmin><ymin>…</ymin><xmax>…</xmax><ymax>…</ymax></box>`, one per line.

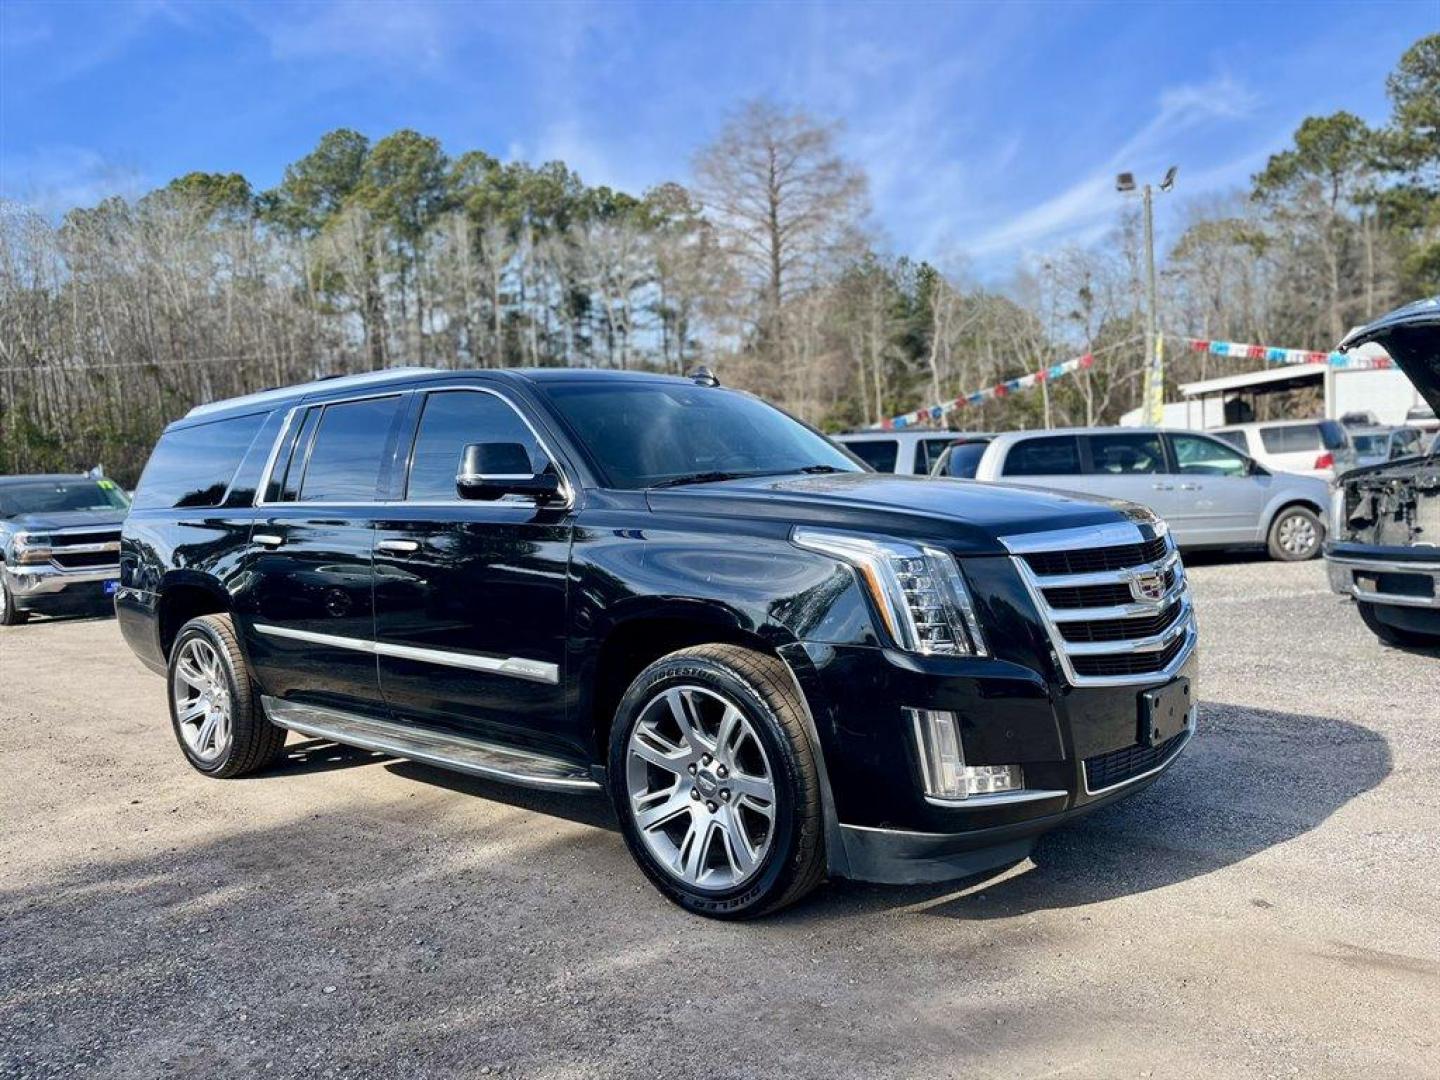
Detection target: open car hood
<box><xmin>1340</xmin><ymin>295</ymin><xmax>1440</xmax><ymax>414</ymax></box>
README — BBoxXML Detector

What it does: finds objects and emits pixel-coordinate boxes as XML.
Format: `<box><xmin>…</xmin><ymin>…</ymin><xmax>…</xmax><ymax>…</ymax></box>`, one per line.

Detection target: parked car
<box><xmin>0</xmin><ymin>474</ymin><xmax>130</xmax><ymax>625</ymax></box>
<box><xmin>1210</xmin><ymin>418</ymin><xmax>1356</xmax><ymax>479</ymax></box>
<box><xmin>1326</xmin><ymin>297</ymin><xmax>1440</xmax><ymax>647</ymax></box>
<box><xmin>1348</xmin><ymin>425</ymin><xmax>1427</xmax><ymax>469</ymax></box>
<box><xmin>957</xmin><ymin>427</ymin><xmax>1331</xmax><ymax>561</ymax></box>
<box><xmin>831</xmin><ymin>430</ymin><xmax>962</xmax><ymax>475</ymax></box>
<box><xmin>119</xmin><ymin>368</ymin><xmax>1197</xmax><ymax>919</ymax></box>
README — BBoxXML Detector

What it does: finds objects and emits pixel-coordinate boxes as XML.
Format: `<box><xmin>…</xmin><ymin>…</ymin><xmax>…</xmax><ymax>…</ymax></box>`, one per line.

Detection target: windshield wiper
<box><xmin>649</xmin><ymin>471</ymin><xmax>757</xmax><ymax>489</ymax></box>
<box><xmin>796</xmin><ymin>464</ymin><xmax>846</xmax><ymax>474</ymax></box>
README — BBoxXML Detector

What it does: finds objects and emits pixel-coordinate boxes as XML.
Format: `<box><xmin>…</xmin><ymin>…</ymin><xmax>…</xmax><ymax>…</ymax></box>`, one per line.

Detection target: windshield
<box><xmin>0</xmin><ymin>479</ymin><xmax>131</xmax><ymax>518</ymax></box>
<box><xmin>540</xmin><ymin>381</ymin><xmax>862</xmax><ymax>489</ymax></box>
<box><xmin>1352</xmin><ymin>434</ymin><xmax>1388</xmax><ymax>455</ymax></box>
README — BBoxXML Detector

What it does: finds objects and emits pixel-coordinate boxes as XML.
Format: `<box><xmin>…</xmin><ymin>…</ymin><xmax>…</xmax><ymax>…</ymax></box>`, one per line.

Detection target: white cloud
<box><xmin>0</xmin><ymin>146</ymin><xmax>149</xmax><ymax>216</ymax></box>
<box><xmin>963</xmin><ymin>72</ymin><xmax>1262</xmax><ymax>261</ymax></box>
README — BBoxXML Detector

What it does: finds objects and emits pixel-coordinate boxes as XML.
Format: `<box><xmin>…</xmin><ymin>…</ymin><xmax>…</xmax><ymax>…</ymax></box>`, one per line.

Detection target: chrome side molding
<box><xmin>252</xmin><ymin>623</ymin><xmax>560</xmax><ymax>684</ymax></box>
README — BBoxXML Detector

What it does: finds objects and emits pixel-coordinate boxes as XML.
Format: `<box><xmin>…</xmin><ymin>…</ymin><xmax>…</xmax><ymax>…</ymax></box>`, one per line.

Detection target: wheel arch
<box><xmin>156</xmin><ymin>572</ymin><xmax>232</xmax><ymax>662</ymax></box>
<box><xmin>587</xmin><ymin>604</ymin><xmax>848</xmax><ymax>881</ymax></box>
<box><xmin>1264</xmin><ymin>496</ymin><xmax>1327</xmax><ymax>535</ymax></box>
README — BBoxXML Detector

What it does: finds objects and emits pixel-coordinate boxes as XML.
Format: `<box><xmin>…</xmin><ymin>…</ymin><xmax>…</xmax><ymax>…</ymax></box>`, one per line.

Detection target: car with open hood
<box><xmin>118</xmin><ymin>366</ymin><xmax>1197</xmax><ymax>918</ymax></box>
<box><xmin>1327</xmin><ymin>296</ymin><xmax>1440</xmax><ymax>647</ymax></box>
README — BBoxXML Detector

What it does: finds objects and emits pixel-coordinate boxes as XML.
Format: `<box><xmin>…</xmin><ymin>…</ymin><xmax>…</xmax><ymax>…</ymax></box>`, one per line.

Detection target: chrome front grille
<box><xmin>46</xmin><ymin>526</ymin><xmax>121</xmax><ymax>574</ymax></box>
<box><xmin>1003</xmin><ymin>520</ymin><xmax>1196</xmax><ymax>687</ymax></box>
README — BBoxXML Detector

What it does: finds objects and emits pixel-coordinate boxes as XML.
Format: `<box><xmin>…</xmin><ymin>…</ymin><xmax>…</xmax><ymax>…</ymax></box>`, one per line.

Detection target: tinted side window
<box><xmin>297</xmin><ymin>396</ymin><xmax>403</xmax><ymax>502</ymax></box>
<box><xmin>844</xmin><ymin>439</ymin><xmax>899</xmax><ymax>472</ymax></box>
<box><xmin>1001</xmin><ymin>436</ymin><xmax>1081</xmax><ymax>476</ymax></box>
<box><xmin>406</xmin><ymin>391</ymin><xmax>546</xmax><ymax>501</ymax></box>
<box><xmin>1211</xmin><ymin>430</ymin><xmax>1249</xmax><ymax>452</ymax></box>
<box><xmin>1086</xmin><ymin>433</ymin><xmax>1164</xmax><ymax>475</ymax></box>
<box><xmin>1318</xmin><ymin>420</ymin><xmax>1348</xmax><ymax>450</ymax></box>
<box><xmin>133</xmin><ymin>413</ymin><xmax>267</xmax><ymax>510</ymax></box>
<box><xmin>1259</xmin><ymin>424</ymin><xmax>1321</xmax><ymax>454</ymax></box>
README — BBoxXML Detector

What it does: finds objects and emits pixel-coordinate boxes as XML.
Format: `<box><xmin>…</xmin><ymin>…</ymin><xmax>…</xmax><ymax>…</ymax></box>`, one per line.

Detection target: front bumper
<box><xmin>2</xmin><ymin>563</ymin><xmax>119</xmax><ymax>612</ymax></box>
<box><xmin>1325</xmin><ymin>545</ymin><xmax>1440</xmax><ymax>609</ymax></box>
<box><xmin>837</xmin><ymin>710</ymin><xmax>1194</xmax><ymax>884</ymax></box>
<box><xmin>786</xmin><ymin>638</ymin><xmax>1199</xmax><ymax>884</ymax></box>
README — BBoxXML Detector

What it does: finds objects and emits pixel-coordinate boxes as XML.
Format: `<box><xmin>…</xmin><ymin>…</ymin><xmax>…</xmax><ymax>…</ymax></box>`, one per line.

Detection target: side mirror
<box><xmin>456</xmin><ymin>443</ymin><xmax>561</xmax><ymax>503</ymax></box>
<box><xmin>1245</xmin><ymin>457</ymin><xmax>1264</xmax><ymax>476</ymax></box>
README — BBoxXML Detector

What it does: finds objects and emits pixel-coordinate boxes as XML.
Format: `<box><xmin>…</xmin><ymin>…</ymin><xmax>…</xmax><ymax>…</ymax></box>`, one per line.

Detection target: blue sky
<box><xmin>2</xmin><ymin>1</ymin><xmax>1433</xmax><ymax>275</ymax></box>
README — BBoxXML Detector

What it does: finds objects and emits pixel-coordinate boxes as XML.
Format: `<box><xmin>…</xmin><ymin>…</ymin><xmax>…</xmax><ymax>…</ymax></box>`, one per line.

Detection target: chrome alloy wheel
<box><xmin>625</xmin><ymin>685</ymin><xmax>777</xmax><ymax>891</ymax></box>
<box><xmin>172</xmin><ymin>637</ymin><xmax>233</xmax><ymax>763</ymax></box>
<box><xmin>1278</xmin><ymin>512</ymin><xmax>1318</xmax><ymax>556</ymax></box>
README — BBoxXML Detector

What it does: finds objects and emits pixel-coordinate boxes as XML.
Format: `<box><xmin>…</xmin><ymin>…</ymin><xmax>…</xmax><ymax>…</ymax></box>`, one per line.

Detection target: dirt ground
<box><xmin>2</xmin><ymin>556</ymin><xmax>1437</xmax><ymax>1079</ymax></box>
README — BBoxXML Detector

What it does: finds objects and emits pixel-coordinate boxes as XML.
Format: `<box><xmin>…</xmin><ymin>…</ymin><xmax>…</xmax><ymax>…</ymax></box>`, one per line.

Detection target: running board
<box><xmin>261</xmin><ymin>697</ymin><xmax>601</xmax><ymax>792</ymax></box>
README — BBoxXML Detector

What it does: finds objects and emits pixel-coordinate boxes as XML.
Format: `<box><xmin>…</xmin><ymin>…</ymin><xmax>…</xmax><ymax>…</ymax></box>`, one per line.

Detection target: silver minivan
<box><xmin>951</xmin><ymin>427</ymin><xmax>1332</xmax><ymax>561</ymax></box>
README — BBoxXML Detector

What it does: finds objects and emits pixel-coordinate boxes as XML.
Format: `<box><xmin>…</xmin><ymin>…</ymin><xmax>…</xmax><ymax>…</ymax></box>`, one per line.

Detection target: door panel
<box><xmin>372</xmin><ymin>387</ymin><xmax>576</xmax><ymax>758</ymax></box>
<box><xmin>240</xmin><ymin>510</ymin><xmax>381</xmax><ymax>712</ymax></box>
<box><xmin>236</xmin><ymin>393</ymin><xmax>408</xmax><ymax>714</ymax></box>
<box><xmin>1075</xmin><ymin>433</ymin><xmax>1178</xmax><ymax>523</ymax></box>
<box><xmin>1165</xmin><ymin>433</ymin><xmax>1270</xmax><ymax>545</ymax></box>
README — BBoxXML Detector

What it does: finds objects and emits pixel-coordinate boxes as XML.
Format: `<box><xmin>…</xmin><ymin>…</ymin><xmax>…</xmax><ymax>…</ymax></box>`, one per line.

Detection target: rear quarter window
<box><xmin>1211</xmin><ymin>430</ymin><xmax>1249</xmax><ymax>452</ymax></box>
<box><xmin>132</xmin><ymin>413</ymin><xmax>268</xmax><ymax>510</ymax></box>
<box><xmin>1001</xmin><ymin>435</ymin><xmax>1082</xmax><ymax>476</ymax></box>
<box><xmin>1259</xmin><ymin>424</ymin><xmax>1322</xmax><ymax>454</ymax></box>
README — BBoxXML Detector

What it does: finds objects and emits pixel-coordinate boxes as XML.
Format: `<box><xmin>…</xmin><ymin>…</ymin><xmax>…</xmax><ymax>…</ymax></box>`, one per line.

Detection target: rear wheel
<box><xmin>1267</xmin><ymin>506</ymin><xmax>1323</xmax><ymax>561</ymax></box>
<box><xmin>167</xmin><ymin>614</ymin><xmax>287</xmax><ymax>777</ymax></box>
<box><xmin>1357</xmin><ymin>601</ymin><xmax>1440</xmax><ymax>648</ymax></box>
<box><xmin>0</xmin><ymin>575</ymin><xmax>29</xmax><ymax>625</ymax></box>
<box><xmin>608</xmin><ymin>644</ymin><xmax>826</xmax><ymax>919</ymax></box>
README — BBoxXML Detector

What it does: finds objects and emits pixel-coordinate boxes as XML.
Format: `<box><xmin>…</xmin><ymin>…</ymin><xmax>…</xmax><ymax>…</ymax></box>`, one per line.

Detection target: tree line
<box><xmin>1</xmin><ymin>34</ymin><xmax>1435</xmax><ymax>484</ymax></box>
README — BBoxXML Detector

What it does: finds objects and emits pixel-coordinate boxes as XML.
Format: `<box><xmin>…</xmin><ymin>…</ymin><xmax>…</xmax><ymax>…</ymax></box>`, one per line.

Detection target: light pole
<box><xmin>1116</xmin><ymin>167</ymin><xmax>1176</xmax><ymax>425</ymax></box>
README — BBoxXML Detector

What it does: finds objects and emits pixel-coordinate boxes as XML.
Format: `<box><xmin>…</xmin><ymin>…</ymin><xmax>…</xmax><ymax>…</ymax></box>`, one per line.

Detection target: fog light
<box><xmin>908</xmin><ymin>708</ymin><xmax>1023</xmax><ymax>801</ymax></box>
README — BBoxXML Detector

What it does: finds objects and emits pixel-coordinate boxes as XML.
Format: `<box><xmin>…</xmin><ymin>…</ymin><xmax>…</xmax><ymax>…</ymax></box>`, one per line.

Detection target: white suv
<box><xmin>1210</xmin><ymin>419</ymin><xmax>1356</xmax><ymax>478</ymax></box>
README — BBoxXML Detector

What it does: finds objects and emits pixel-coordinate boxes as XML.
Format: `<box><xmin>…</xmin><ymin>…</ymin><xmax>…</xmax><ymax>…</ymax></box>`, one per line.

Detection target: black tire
<box><xmin>167</xmin><ymin>614</ymin><xmax>287</xmax><ymax>778</ymax></box>
<box><xmin>1266</xmin><ymin>505</ymin><xmax>1324</xmax><ymax>561</ymax></box>
<box><xmin>608</xmin><ymin>644</ymin><xmax>826</xmax><ymax>920</ymax></box>
<box><xmin>0</xmin><ymin>574</ymin><xmax>30</xmax><ymax>626</ymax></box>
<box><xmin>1357</xmin><ymin>601</ymin><xmax>1440</xmax><ymax>648</ymax></box>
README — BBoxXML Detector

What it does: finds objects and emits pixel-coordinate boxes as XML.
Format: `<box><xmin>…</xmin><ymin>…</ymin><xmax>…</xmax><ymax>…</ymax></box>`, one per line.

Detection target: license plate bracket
<box><xmin>1139</xmin><ymin>677</ymin><xmax>1190</xmax><ymax>748</ymax></box>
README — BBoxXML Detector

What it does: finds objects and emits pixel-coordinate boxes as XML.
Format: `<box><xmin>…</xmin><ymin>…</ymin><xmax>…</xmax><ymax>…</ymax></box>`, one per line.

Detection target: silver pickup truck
<box><xmin>0</xmin><ymin>474</ymin><xmax>130</xmax><ymax>625</ymax></box>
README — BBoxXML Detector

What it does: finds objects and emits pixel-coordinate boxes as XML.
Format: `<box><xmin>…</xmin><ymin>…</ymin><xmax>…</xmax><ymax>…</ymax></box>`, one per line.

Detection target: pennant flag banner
<box><xmin>1178</xmin><ymin>336</ymin><xmax>1392</xmax><ymax>371</ymax></box>
<box><xmin>875</xmin><ymin>350</ymin><xmax>1098</xmax><ymax>430</ymax></box>
<box><xmin>873</xmin><ymin>332</ymin><xmax>1397</xmax><ymax>431</ymax></box>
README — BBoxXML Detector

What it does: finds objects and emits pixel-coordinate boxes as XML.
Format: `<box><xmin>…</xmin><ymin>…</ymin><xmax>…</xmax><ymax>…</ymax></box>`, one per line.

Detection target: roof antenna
<box><xmin>687</xmin><ymin>365</ymin><xmax>719</xmax><ymax>387</ymax></box>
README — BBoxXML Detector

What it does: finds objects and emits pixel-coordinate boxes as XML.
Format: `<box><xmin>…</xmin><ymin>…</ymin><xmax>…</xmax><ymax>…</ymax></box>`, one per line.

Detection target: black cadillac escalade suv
<box><xmin>118</xmin><ymin>367</ymin><xmax>1197</xmax><ymax>918</ymax></box>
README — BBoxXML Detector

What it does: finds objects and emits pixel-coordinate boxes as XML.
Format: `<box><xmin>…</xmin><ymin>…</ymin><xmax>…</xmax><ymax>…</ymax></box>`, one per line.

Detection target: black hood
<box><xmin>1340</xmin><ymin>295</ymin><xmax>1440</xmax><ymax>413</ymax></box>
<box><xmin>647</xmin><ymin>471</ymin><xmax>1148</xmax><ymax>555</ymax></box>
<box><xmin>3</xmin><ymin>509</ymin><xmax>126</xmax><ymax>534</ymax></box>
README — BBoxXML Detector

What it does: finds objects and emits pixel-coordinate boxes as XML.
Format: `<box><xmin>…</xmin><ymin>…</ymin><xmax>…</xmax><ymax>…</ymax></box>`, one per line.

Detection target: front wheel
<box><xmin>0</xmin><ymin>574</ymin><xmax>29</xmax><ymax>625</ymax></box>
<box><xmin>608</xmin><ymin>644</ymin><xmax>826</xmax><ymax>919</ymax></box>
<box><xmin>1357</xmin><ymin>601</ymin><xmax>1440</xmax><ymax>648</ymax></box>
<box><xmin>1267</xmin><ymin>506</ymin><xmax>1324</xmax><ymax>561</ymax></box>
<box><xmin>167</xmin><ymin>614</ymin><xmax>287</xmax><ymax>777</ymax></box>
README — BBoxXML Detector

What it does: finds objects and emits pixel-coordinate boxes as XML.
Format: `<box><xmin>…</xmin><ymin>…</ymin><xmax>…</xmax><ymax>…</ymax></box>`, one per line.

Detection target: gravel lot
<box><xmin>2</xmin><ymin>556</ymin><xmax>1437</xmax><ymax>1079</ymax></box>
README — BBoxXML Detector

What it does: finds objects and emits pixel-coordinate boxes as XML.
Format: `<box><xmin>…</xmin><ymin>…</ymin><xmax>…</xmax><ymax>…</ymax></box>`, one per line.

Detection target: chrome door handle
<box><xmin>1151</xmin><ymin>483</ymin><xmax>1174</xmax><ymax>491</ymax></box>
<box><xmin>376</xmin><ymin>539</ymin><xmax>420</xmax><ymax>555</ymax></box>
<box><xmin>253</xmin><ymin>533</ymin><xmax>284</xmax><ymax>548</ymax></box>
<box><xmin>1179</xmin><ymin>483</ymin><xmax>1202</xmax><ymax>491</ymax></box>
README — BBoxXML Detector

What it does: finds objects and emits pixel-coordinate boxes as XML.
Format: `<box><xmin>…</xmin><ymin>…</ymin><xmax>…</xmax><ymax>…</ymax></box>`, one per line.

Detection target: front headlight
<box><xmin>1329</xmin><ymin>484</ymin><xmax>1347</xmax><ymax>541</ymax></box>
<box><xmin>11</xmin><ymin>532</ymin><xmax>52</xmax><ymax>565</ymax></box>
<box><xmin>792</xmin><ymin>528</ymin><xmax>988</xmax><ymax>656</ymax></box>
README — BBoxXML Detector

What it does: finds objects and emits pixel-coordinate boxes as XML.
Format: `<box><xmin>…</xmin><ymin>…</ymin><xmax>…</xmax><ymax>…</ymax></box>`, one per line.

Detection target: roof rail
<box><xmin>184</xmin><ymin>367</ymin><xmax>434</xmax><ymax>419</ymax></box>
